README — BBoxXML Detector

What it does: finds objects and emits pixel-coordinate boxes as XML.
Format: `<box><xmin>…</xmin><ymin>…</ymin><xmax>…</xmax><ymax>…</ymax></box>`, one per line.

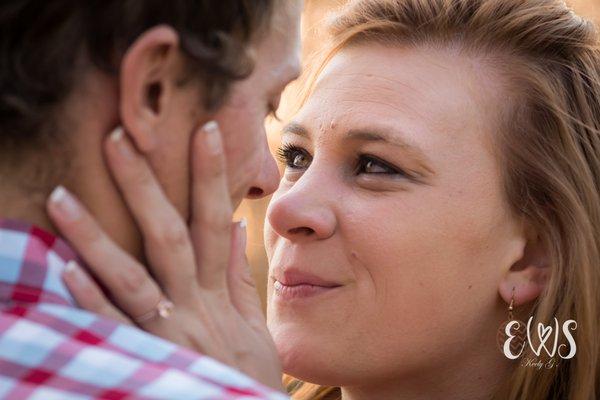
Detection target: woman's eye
<box><xmin>357</xmin><ymin>156</ymin><xmax>399</xmax><ymax>175</ymax></box>
<box><xmin>291</xmin><ymin>153</ymin><xmax>310</xmax><ymax>168</ymax></box>
<box><xmin>276</xmin><ymin>145</ymin><xmax>312</xmax><ymax>169</ymax></box>
<box><xmin>276</xmin><ymin>146</ymin><xmax>409</xmax><ymax>180</ymax></box>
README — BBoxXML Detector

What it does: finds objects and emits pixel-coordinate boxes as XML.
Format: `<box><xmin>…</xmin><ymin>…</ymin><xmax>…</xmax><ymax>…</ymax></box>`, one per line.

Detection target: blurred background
<box><xmin>236</xmin><ymin>0</ymin><xmax>600</xmax><ymax>311</ymax></box>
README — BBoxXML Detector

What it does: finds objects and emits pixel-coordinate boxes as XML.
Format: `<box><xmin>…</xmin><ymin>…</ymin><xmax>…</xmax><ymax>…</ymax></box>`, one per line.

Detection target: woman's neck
<box><xmin>340</xmin><ymin>344</ymin><xmax>513</xmax><ymax>400</ymax></box>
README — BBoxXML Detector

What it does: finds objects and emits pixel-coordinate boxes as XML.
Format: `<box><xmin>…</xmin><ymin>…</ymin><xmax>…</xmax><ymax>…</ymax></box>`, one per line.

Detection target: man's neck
<box><xmin>1</xmin><ymin>179</ymin><xmax>145</xmax><ymax>265</ymax></box>
<box><xmin>0</xmin><ymin>184</ymin><xmax>57</xmax><ymax>234</ymax></box>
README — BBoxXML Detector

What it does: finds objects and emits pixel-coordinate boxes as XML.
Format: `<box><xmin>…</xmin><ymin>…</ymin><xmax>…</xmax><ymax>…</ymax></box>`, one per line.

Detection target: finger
<box><xmin>104</xmin><ymin>127</ymin><xmax>196</xmax><ymax>298</ymax></box>
<box><xmin>62</xmin><ymin>260</ymin><xmax>132</xmax><ymax>325</ymax></box>
<box><xmin>190</xmin><ymin>121</ymin><xmax>234</xmax><ymax>289</ymax></box>
<box><xmin>47</xmin><ymin>186</ymin><xmax>166</xmax><ymax>319</ymax></box>
<box><xmin>227</xmin><ymin>219</ymin><xmax>266</xmax><ymax>327</ymax></box>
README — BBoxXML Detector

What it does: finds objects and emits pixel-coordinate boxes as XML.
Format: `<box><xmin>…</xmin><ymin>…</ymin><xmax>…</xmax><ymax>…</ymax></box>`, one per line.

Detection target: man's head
<box><xmin>0</xmin><ymin>0</ymin><xmax>301</xmax><ymax>257</ymax></box>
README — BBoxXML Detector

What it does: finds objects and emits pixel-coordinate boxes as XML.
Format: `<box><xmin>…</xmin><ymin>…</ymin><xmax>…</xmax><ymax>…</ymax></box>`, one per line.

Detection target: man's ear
<box><xmin>499</xmin><ymin>232</ymin><xmax>551</xmax><ymax>307</ymax></box>
<box><xmin>119</xmin><ymin>25</ymin><xmax>180</xmax><ymax>153</ymax></box>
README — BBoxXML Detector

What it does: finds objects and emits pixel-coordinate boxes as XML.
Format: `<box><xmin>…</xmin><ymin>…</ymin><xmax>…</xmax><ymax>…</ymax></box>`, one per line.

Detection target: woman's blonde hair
<box><xmin>285</xmin><ymin>1</ymin><xmax>600</xmax><ymax>399</ymax></box>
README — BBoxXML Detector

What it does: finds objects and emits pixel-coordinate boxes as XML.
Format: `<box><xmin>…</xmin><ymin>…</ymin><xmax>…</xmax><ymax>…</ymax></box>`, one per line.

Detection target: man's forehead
<box><xmin>257</xmin><ymin>34</ymin><xmax>301</xmax><ymax>79</ymax></box>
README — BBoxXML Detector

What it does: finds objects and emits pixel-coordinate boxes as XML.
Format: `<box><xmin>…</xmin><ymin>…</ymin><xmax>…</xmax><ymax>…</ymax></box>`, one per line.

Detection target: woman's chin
<box><xmin>270</xmin><ymin>322</ymin><xmax>346</xmax><ymax>386</ymax></box>
<box><xmin>279</xmin><ymin>347</ymin><xmax>343</xmax><ymax>387</ymax></box>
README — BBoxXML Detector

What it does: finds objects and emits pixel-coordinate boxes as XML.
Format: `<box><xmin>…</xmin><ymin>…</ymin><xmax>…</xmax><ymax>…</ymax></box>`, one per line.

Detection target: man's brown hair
<box><xmin>0</xmin><ymin>0</ymin><xmax>277</xmax><ymax>155</ymax></box>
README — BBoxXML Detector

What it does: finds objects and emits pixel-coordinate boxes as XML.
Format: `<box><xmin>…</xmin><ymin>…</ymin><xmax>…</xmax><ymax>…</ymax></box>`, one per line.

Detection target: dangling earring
<box><xmin>496</xmin><ymin>287</ymin><xmax>527</xmax><ymax>356</ymax></box>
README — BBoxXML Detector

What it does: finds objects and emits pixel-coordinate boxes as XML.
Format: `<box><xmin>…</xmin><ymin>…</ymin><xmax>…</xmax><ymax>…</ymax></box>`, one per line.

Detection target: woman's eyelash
<box><xmin>276</xmin><ymin>143</ymin><xmax>308</xmax><ymax>168</ymax></box>
<box><xmin>276</xmin><ymin>143</ymin><xmax>412</xmax><ymax>178</ymax></box>
<box><xmin>356</xmin><ymin>155</ymin><xmax>407</xmax><ymax>177</ymax></box>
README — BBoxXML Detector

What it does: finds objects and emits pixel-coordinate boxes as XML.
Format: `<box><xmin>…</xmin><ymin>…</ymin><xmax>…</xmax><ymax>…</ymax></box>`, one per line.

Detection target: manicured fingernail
<box><xmin>203</xmin><ymin>120</ymin><xmax>222</xmax><ymax>154</ymax></box>
<box><xmin>110</xmin><ymin>126</ymin><xmax>134</xmax><ymax>159</ymax></box>
<box><xmin>49</xmin><ymin>186</ymin><xmax>81</xmax><ymax>221</ymax></box>
<box><xmin>239</xmin><ymin>218</ymin><xmax>247</xmax><ymax>249</ymax></box>
<box><xmin>64</xmin><ymin>260</ymin><xmax>89</xmax><ymax>286</ymax></box>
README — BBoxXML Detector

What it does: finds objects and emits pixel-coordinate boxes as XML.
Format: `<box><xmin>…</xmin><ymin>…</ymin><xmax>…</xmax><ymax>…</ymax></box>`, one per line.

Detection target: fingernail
<box><xmin>203</xmin><ymin>120</ymin><xmax>222</xmax><ymax>154</ymax></box>
<box><xmin>110</xmin><ymin>126</ymin><xmax>134</xmax><ymax>159</ymax></box>
<box><xmin>49</xmin><ymin>186</ymin><xmax>81</xmax><ymax>221</ymax></box>
<box><xmin>64</xmin><ymin>260</ymin><xmax>89</xmax><ymax>286</ymax></box>
<box><xmin>239</xmin><ymin>218</ymin><xmax>247</xmax><ymax>250</ymax></box>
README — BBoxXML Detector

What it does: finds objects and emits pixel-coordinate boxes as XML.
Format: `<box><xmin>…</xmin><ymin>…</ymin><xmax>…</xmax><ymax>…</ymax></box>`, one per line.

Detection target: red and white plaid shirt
<box><xmin>0</xmin><ymin>219</ymin><xmax>288</xmax><ymax>400</ymax></box>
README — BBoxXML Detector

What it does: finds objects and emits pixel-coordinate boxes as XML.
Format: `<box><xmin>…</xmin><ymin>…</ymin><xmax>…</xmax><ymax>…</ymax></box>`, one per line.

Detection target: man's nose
<box><xmin>245</xmin><ymin>143</ymin><xmax>280</xmax><ymax>199</ymax></box>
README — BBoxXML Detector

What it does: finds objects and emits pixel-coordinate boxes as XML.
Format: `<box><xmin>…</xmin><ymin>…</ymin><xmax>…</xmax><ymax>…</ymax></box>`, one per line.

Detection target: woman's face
<box><xmin>264</xmin><ymin>44</ymin><xmax>527</xmax><ymax>386</ymax></box>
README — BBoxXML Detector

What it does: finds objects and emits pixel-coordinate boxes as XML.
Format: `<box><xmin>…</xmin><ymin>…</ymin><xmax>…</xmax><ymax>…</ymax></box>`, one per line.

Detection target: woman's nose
<box><xmin>266</xmin><ymin>173</ymin><xmax>336</xmax><ymax>242</ymax></box>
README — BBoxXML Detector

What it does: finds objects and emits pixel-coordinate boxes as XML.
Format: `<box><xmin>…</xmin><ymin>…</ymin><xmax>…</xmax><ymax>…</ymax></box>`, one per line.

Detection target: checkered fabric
<box><xmin>0</xmin><ymin>219</ymin><xmax>288</xmax><ymax>400</ymax></box>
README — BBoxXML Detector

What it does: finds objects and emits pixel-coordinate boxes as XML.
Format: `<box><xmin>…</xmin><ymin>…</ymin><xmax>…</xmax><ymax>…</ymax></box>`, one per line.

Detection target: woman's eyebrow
<box><xmin>346</xmin><ymin>129</ymin><xmax>419</xmax><ymax>152</ymax></box>
<box><xmin>283</xmin><ymin>122</ymin><xmax>421</xmax><ymax>152</ymax></box>
<box><xmin>282</xmin><ymin>122</ymin><xmax>435</xmax><ymax>176</ymax></box>
<box><xmin>347</xmin><ymin>128</ymin><xmax>435</xmax><ymax>175</ymax></box>
<box><xmin>282</xmin><ymin>122</ymin><xmax>309</xmax><ymax>138</ymax></box>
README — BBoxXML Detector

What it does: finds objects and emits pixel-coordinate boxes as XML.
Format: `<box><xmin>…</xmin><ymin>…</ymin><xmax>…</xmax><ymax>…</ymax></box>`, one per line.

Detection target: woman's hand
<box><xmin>46</xmin><ymin>121</ymin><xmax>283</xmax><ymax>391</ymax></box>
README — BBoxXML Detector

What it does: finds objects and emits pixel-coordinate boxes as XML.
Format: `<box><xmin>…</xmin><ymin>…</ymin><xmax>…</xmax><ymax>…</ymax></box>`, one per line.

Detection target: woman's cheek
<box><xmin>263</xmin><ymin>189</ymin><xmax>286</xmax><ymax>261</ymax></box>
<box><xmin>263</xmin><ymin>222</ymin><xmax>276</xmax><ymax>261</ymax></box>
<box><xmin>343</xmin><ymin>198</ymin><xmax>450</xmax><ymax>309</ymax></box>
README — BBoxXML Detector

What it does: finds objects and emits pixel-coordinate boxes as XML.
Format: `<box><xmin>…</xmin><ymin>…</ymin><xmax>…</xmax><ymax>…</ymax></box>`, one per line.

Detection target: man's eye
<box><xmin>276</xmin><ymin>144</ymin><xmax>311</xmax><ymax>169</ymax></box>
<box><xmin>268</xmin><ymin>103</ymin><xmax>281</xmax><ymax>121</ymax></box>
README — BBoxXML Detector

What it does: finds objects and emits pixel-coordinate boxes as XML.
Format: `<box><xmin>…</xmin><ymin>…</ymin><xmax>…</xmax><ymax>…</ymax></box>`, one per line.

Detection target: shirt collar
<box><xmin>0</xmin><ymin>219</ymin><xmax>79</xmax><ymax>307</ymax></box>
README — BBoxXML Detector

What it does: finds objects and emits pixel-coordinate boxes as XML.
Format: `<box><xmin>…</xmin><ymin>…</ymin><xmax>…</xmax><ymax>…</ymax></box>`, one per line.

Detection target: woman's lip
<box><xmin>273</xmin><ymin>280</ymin><xmax>342</xmax><ymax>300</ymax></box>
<box><xmin>273</xmin><ymin>269</ymin><xmax>342</xmax><ymax>287</ymax></box>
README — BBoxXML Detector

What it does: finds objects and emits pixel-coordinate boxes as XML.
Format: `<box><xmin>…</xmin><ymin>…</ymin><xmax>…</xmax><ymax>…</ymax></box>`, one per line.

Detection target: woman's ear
<box><xmin>118</xmin><ymin>25</ymin><xmax>180</xmax><ymax>153</ymax></box>
<box><xmin>499</xmin><ymin>232</ymin><xmax>551</xmax><ymax>307</ymax></box>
